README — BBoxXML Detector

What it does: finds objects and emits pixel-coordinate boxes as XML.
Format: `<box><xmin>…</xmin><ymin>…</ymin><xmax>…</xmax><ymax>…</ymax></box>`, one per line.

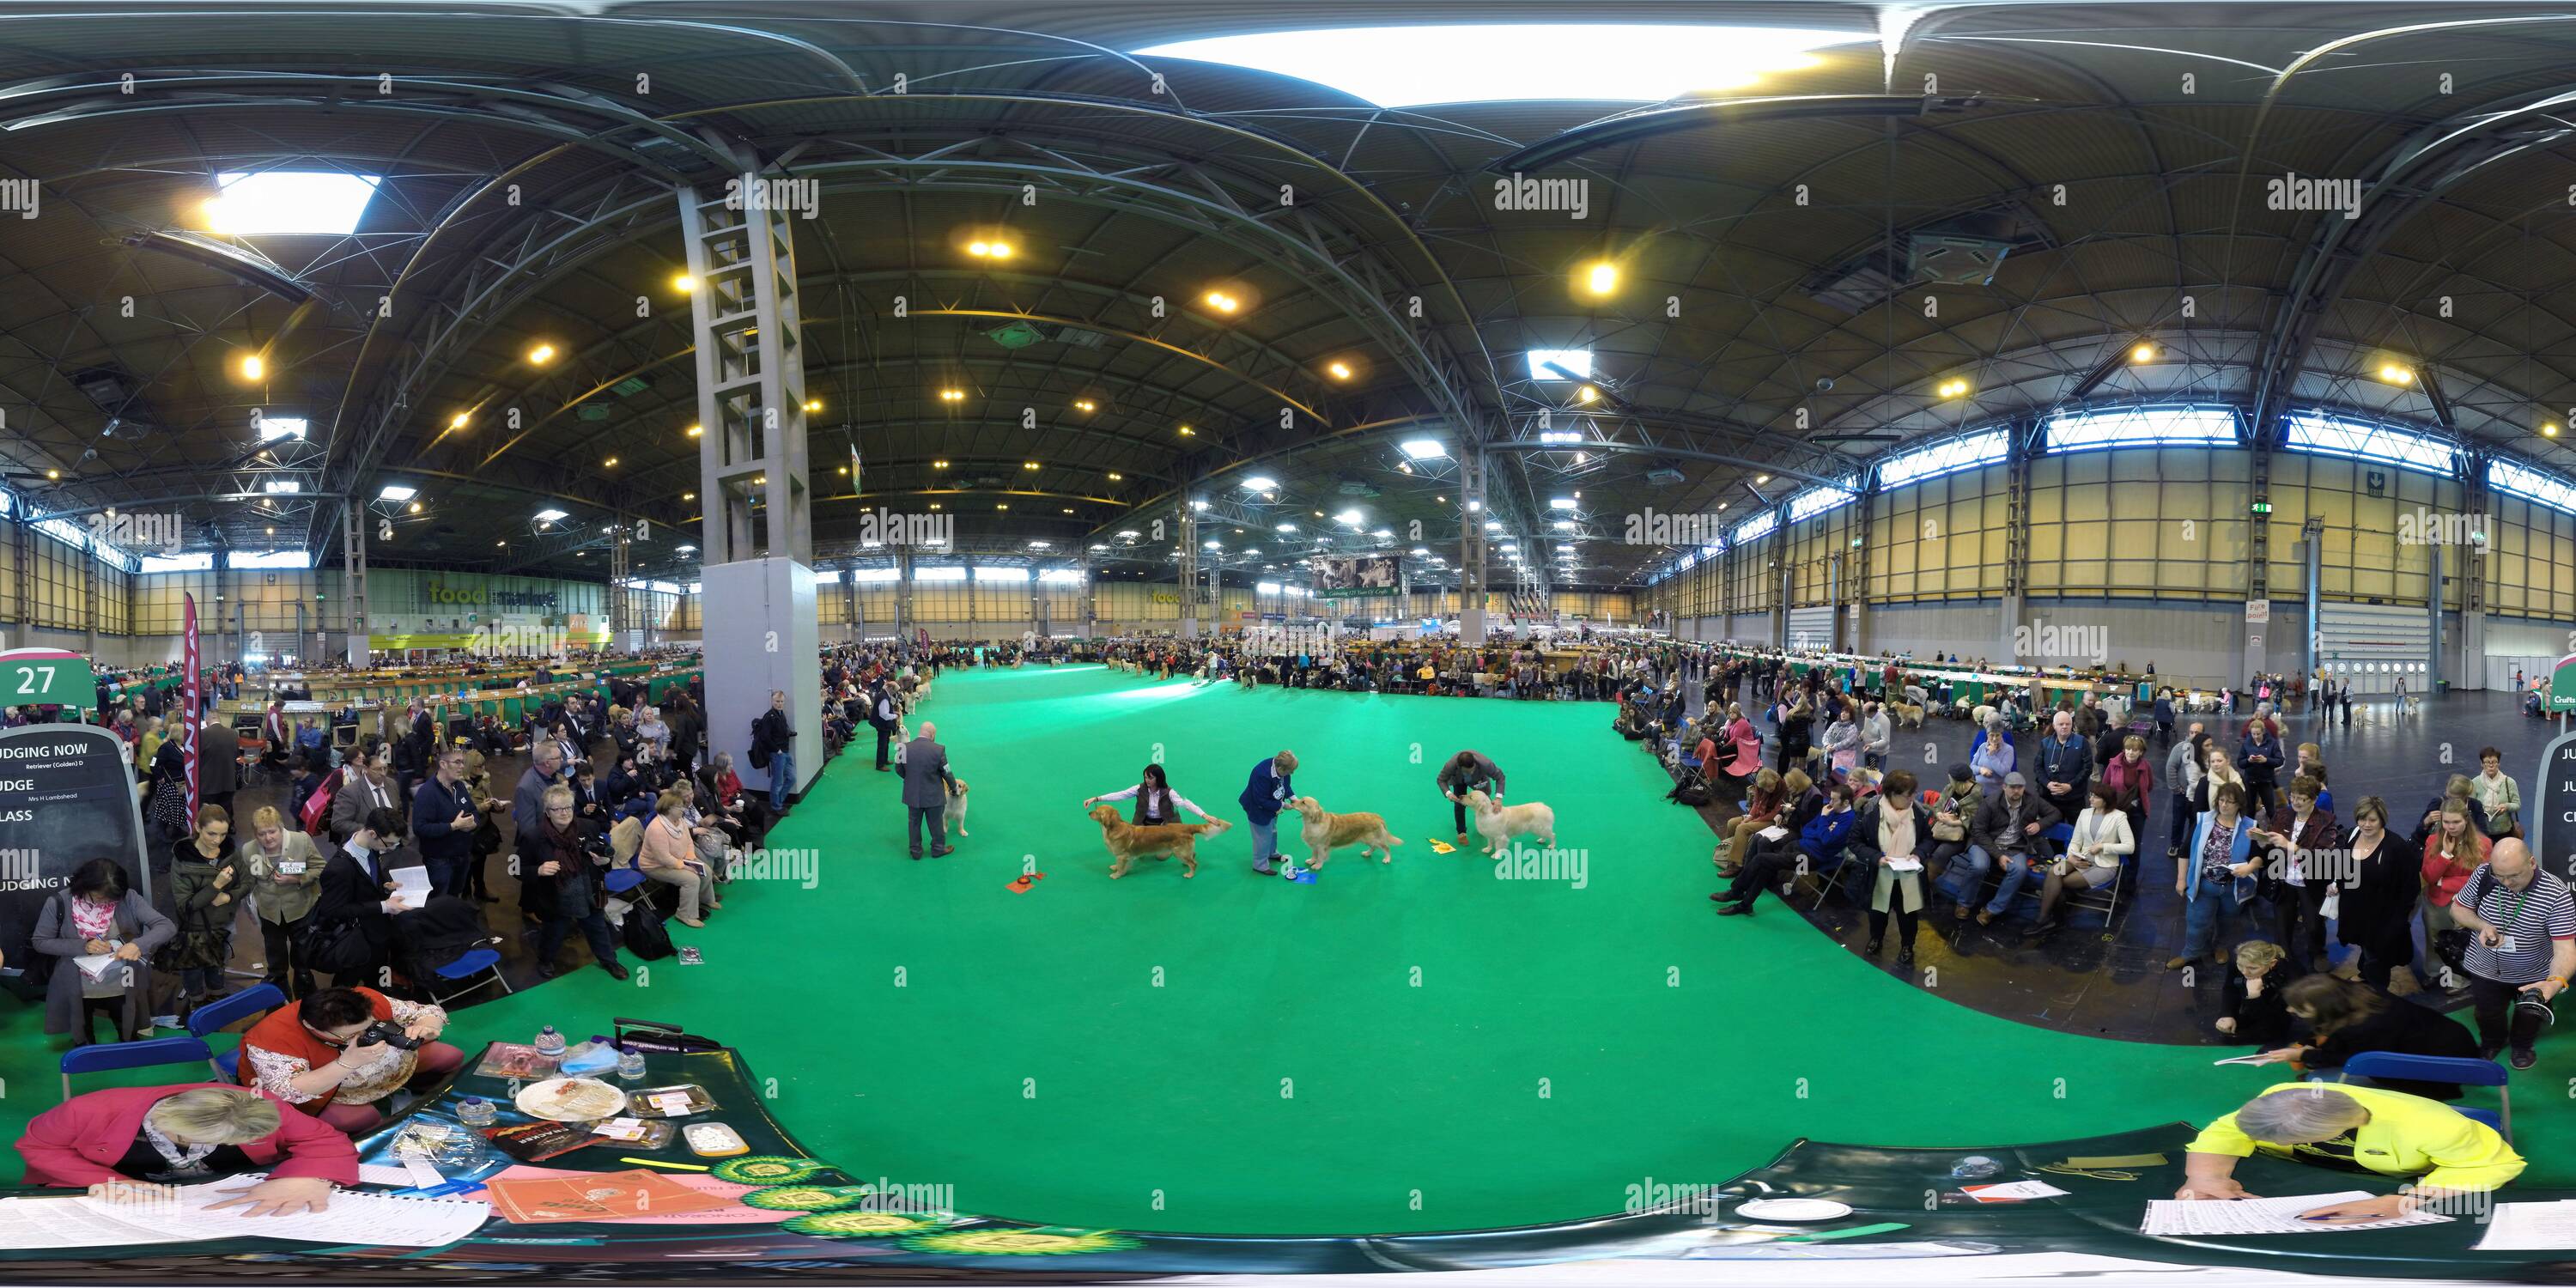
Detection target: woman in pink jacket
<box><xmin>17</xmin><ymin>1084</ymin><xmax>358</xmax><ymax>1214</ymax></box>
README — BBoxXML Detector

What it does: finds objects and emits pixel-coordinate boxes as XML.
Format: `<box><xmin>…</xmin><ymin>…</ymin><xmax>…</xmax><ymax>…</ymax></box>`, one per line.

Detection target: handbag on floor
<box><xmin>623</xmin><ymin>900</ymin><xmax>676</xmax><ymax>961</ymax></box>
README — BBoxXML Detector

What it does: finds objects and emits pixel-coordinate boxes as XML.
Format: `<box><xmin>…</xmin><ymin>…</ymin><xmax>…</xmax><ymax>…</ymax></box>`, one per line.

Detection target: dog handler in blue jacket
<box><xmin>1239</xmin><ymin>750</ymin><xmax>1298</xmax><ymax>875</ymax></box>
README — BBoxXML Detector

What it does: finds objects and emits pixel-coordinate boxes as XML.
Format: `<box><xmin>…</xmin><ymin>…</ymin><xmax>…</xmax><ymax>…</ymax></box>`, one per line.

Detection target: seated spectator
<box><xmin>1710</xmin><ymin>782</ymin><xmax>1856</xmax><ymax>917</ymax></box>
<box><xmin>2178</xmin><ymin>1083</ymin><xmax>2523</xmax><ymax>1218</ymax></box>
<box><xmin>2257</xmin><ymin>975</ymin><xmax>2480</xmax><ymax>1099</ymax></box>
<box><xmin>236</xmin><ymin>985</ymin><xmax>465</xmax><ymax>1135</ymax></box>
<box><xmin>2026</xmin><ymin>781</ymin><xmax>2133</xmax><ymax>940</ymax></box>
<box><xmin>31</xmin><ymin>857</ymin><xmax>174</xmax><ymax>1047</ymax></box>
<box><xmin>15</xmin><ymin>1084</ymin><xmax>356</xmax><ymax>1211</ymax></box>
<box><xmin>2218</xmin><ymin>940</ymin><xmax>2302</xmax><ymax>1046</ymax></box>
<box><xmin>1946</xmin><ymin>771</ymin><xmax>2063</xmax><ymax>924</ymax></box>
<box><xmin>1718</xmin><ymin>769</ymin><xmax>1789</xmax><ymax>875</ymax></box>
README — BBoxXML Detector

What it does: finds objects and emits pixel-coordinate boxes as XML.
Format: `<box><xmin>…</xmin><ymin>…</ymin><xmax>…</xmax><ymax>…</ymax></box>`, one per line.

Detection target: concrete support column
<box><xmin>82</xmin><ymin>550</ymin><xmax>99</xmax><ymax>659</ymax></box>
<box><xmin>343</xmin><ymin>498</ymin><xmax>369</xmax><ymax>665</ymax></box>
<box><xmin>2243</xmin><ymin>431</ymin><xmax>2273</xmax><ymax>689</ymax></box>
<box><xmin>1999</xmin><ymin>422</ymin><xmax>2032</xmax><ymax>663</ymax></box>
<box><xmin>1177</xmin><ymin>506</ymin><xmax>1200</xmax><ymax>640</ymax></box>
<box><xmin>2458</xmin><ymin>459</ymin><xmax>2489</xmax><ymax>690</ymax></box>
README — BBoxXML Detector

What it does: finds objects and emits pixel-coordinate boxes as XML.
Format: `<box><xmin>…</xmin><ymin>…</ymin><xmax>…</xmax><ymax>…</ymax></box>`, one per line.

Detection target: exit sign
<box><xmin>0</xmin><ymin>647</ymin><xmax>94</xmax><ymax>709</ymax></box>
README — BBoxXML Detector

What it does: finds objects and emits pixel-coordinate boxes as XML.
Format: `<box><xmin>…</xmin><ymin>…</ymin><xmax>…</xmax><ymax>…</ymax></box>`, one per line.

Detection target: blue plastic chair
<box><xmin>422</xmin><ymin>943</ymin><xmax>513</xmax><ymax>1009</ymax></box>
<box><xmin>61</xmin><ymin>1036</ymin><xmax>216</xmax><ymax>1101</ymax></box>
<box><xmin>2340</xmin><ymin>1053</ymin><xmax>2512</xmax><ymax>1140</ymax></box>
<box><xmin>186</xmin><ymin>983</ymin><xmax>286</xmax><ymax>1081</ymax></box>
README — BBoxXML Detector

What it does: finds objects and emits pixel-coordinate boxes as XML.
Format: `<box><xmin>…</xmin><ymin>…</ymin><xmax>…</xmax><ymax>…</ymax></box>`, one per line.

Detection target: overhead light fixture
<box><xmin>672</xmin><ymin>273</ymin><xmax>697</xmax><ymax>293</ymax></box>
<box><xmin>1327</xmin><ymin>361</ymin><xmax>1353</xmax><ymax>381</ymax></box>
<box><xmin>1242</xmin><ymin>475</ymin><xmax>1278</xmax><ymax>490</ymax></box>
<box><xmin>2378</xmin><ymin>362</ymin><xmax>2415</xmax><ymax>386</ymax></box>
<box><xmin>604</xmin><ymin>456</ymin><xmax>619</xmax><ymax>467</ymax></box>
<box><xmin>1576</xmin><ymin>385</ymin><xmax>1600</xmax><ymax>404</ymax></box>
<box><xmin>1399</xmin><ymin>440</ymin><xmax>1448</xmax><ymax>461</ymax></box>
<box><xmin>1754</xmin><ymin>474</ymin><xmax>1771</xmax><ymax>484</ymax></box>
<box><xmin>1024</xmin><ymin>461</ymin><xmax>1041</xmax><ymax>471</ymax></box>
<box><xmin>1276</xmin><ymin>522</ymin><xmax>1297</xmax><ymax>532</ymax></box>
<box><xmin>968</xmin><ymin>239</ymin><xmax>1015</xmax><ymax>259</ymax></box>
<box><xmin>2130</xmin><ymin>342</ymin><xmax>2157</xmax><ymax>363</ymax></box>
<box><xmin>2547</xmin><ymin>422</ymin><xmax>2562</xmax><ymax>439</ymax></box>
<box><xmin>239</xmin><ymin>354</ymin><xmax>265</xmax><ymax>381</ymax></box>
<box><xmin>685</xmin><ymin>423</ymin><xmax>702</xmax><ymax>437</ymax></box>
<box><xmin>526</xmin><ymin>343</ymin><xmax>557</xmax><ymax>365</ymax></box>
<box><xmin>1107</xmin><ymin>471</ymin><xmax>1123</xmax><ymax>481</ymax></box>
<box><xmin>1074</xmin><ymin>399</ymin><xmax>1097</xmax><ymax>412</ymax></box>
<box><xmin>804</xmin><ymin>398</ymin><xmax>823</xmax><ymax>412</ymax></box>
<box><xmin>676</xmin><ymin>544</ymin><xmax>697</xmax><ymax>553</ymax></box>
<box><xmin>448</xmin><ymin>411</ymin><xmax>469</xmax><ymax>429</ymax></box>
<box><xmin>683</xmin><ymin>491</ymin><xmax>696</xmax><ymax>501</ymax></box>
<box><xmin>933</xmin><ymin>459</ymin><xmax>950</xmax><ymax>468</ymax></box>
<box><xmin>1582</xmin><ymin>262</ymin><xmax>1617</xmax><ymax>296</ymax></box>
<box><xmin>1548</xmin><ymin>496</ymin><xmax>1577</xmax><ymax>509</ymax></box>
<box><xmin>407</xmin><ymin>501</ymin><xmax>422</xmax><ymax>513</ymax></box>
<box><xmin>1119</xmin><ymin>529</ymin><xmax>1141</xmax><ymax>539</ymax></box>
<box><xmin>1204</xmin><ymin>289</ymin><xmax>1241</xmax><ymax>313</ymax></box>
<box><xmin>939</xmin><ymin>388</ymin><xmax>964</xmax><ymax>402</ymax></box>
<box><xmin>1178</xmin><ymin>423</ymin><xmax>1195</xmax><ymax>436</ymax></box>
<box><xmin>1336</xmin><ymin>508</ymin><xmax>1364</xmax><ymax>526</ymax></box>
<box><xmin>534</xmin><ymin>507</ymin><xmax>568</xmax><ymax>523</ymax></box>
<box><xmin>1935</xmin><ymin>378</ymin><xmax>1970</xmax><ymax>398</ymax></box>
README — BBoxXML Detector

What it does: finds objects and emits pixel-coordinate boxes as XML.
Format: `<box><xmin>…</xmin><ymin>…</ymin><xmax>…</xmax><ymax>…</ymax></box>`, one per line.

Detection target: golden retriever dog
<box><xmin>1287</xmin><ymin>795</ymin><xmax>1402</xmax><ymax>869</ymax></box>
<box><xmin>1087</xmin><ymin>803</ymin><xmax>1228</xmax><ymax>879</ymax></box>
<box><xmin>1891</xmin><ymin>701</ymin><xmax>1925</xmax><ymax>729</ymax></box>
<box><xmin>1463</xmin><ymin>788</ymin><xmax>1556</xmax><ymax>856</ymax></box>
<box><xmin>947</xmin><ymin>776</ymin><xmax>970</xmax><ymax>835</ymax></box>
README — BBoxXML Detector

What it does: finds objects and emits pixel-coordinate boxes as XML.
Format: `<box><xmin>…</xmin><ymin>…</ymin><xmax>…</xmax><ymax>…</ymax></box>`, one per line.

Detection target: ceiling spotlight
<box><xmin>239</xmin><ymin>354</ymin><xmax>265</xmax><ymax>381</ymax></box>
<box><xmin>1548</xmin><ymin>496</ymin><xmax>1577</xmax><ymax>510</ymax></box>
<box><xmin>526</xmin><ymin>343</ymin><xmax>556</xmax><ymax>365</ymax></box>
<box><xmin>1576</xmin><ymin>384</ymin><xmax>1600</xmax><ymax>404</ymax></box>
<box><xmin>1204</xmin><ymin>289</ymin><xmax>1240</xmax><ymax>314</ymax></box>
<box><xmin>939</xmin><ymin>388</ymin><xmax>964</xmax><ymax>402</ymax></box>
<box><xmin>967</xmin><ymin>239</ymin><xmax>1014</xmax><ymax>259</ymax></box>
<box><xmin>2378</xmin><ymin>363</ymin><xmax>2415</xmax><ymax>386</ymax></box>
<box><xmin>1754</xmin><ymin>474</ymin><xmax>1771</xmax><ymax>485</ymax></box>
<box><xmin>686</xmin><ymin>423</ymin><xmax>702</xmax><ymax>437</ymax></box>
<box><xmin>407</xmin><ymin>501</ymin><xmax>422</xmax><ymax>513</ymax></box>
<box><xmin>2546</xmin><ymin>423</ymin><xmax>2561</xmax><ymax>439</ymax></box>
<box><xmin>672</xmin><ymin>273</ymin><xmax>697</xmax><ymax>293</ymax></box>
<box><xmin>1327</xmin><ymin>361</ymin><xmax>1353</xmax><ymax>380</ymax></box>
<box><xmin>1935</xmin><ymin>378</ymin><xmax>1970</xmax><ymax>398</ymax></box>
<box><xmin>2130</xmin><ymin>342</ymin><xmax>2157</xmax><ymax>363</ymax></box>
<box><xmin>45</xmin><ymin>468</ymin><xmax>59</xmax><ymax>479</ymax></box>
<box><xmin>804</xmin><ymin>398</ymin><xmax>823</xmax><ymax>412</ymax></box>
<box><xmin>1190</xmin><ymin>500</ymin><xmax>1211</xmax><ymax>511</ymax></box>
<box><xmin>1073</xmin><ymin>399</ymin><xmax>1097</xmax><ymax>412</ymax></box>
<box><xmin>604</xmin><ymin>457</ymin><xmax>619</xmax><ymax>467</ymax></box>
<box><xmin>1177</xmin><ymin>424</ymin><xmax>1195</xmax><ymax>436</ymax></box>
<box><xmin>1024</xmin><ymin>461</ymin><xmax>1041</xmax><ymax>471</ymax></box>
<box><xmin>1242</xmin><ymin>475</ymin><xmax>1278</xmax><ymax>491</ymax></box>
<box><xmin>1276</xmin><ymin>522</ymin><xmax>1296</xmax><ymax>532</ymax></box>
<box><xmin>1107</xmin><ymin>471</ymin><xmax>1123</xmax><ymax>481</ymax></box>
<box><xmin>447</xmin><ymin>411</ymin><xmax>470</xmax><ymax>430</ymax></box>
<box><xmin>534</xmin><ymin>508</ymin><xmax>568</xmax><ymax>523</ymax></box>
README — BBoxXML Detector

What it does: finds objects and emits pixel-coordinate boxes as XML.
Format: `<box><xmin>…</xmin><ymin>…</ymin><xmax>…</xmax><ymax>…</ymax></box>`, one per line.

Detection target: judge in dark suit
<box><xmin>898</xmin><ymin>721</ymin><xmax>962</xmax><ymax>860</ymax></box>
<box><xmin>313</xmin><ymin>807</ymin><xmax>410</xmax><ymax>981</ymax></box>
<box><xmin>197</xmin><ymin>716</ymin><xmax>240</xmax><ymax>822</ymax></box>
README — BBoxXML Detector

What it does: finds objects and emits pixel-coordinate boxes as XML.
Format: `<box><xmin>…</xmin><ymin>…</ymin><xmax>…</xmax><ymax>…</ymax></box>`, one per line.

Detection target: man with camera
<box><xmin>234</xmin><ymin>986</ymin><xmax>465</xmax><ymax>1135</ymax></box>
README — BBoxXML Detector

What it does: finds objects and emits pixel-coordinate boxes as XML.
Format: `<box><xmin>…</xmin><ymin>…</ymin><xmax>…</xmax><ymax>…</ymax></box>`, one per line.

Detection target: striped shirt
<box><xmin>2458</xmin><ymin>865</ymin><xmax>2576</xmax><ymax>985</ymax></box>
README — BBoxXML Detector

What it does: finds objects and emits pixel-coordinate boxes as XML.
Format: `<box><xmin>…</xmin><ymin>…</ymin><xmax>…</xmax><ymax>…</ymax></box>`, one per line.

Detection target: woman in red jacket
<box><xmin>16</xmin><ymin>1084</ymin><xmax>357</xmax><ymax>1214</ymax></box>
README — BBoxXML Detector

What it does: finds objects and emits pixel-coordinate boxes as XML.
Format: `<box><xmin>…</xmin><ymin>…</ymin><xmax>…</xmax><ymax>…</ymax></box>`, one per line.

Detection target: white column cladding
<box><xmin>1459</xmin><ymin>449</ymin><xmax>1488</xmax><ymax>645</ymax></box>
<box><xmin>677</xmin><ymin>177</ymin><xmax>821</xmax><ymax>793</ymax></box>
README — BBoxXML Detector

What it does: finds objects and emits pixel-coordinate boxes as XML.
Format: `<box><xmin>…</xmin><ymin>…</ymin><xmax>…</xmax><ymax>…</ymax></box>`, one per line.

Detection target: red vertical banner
<box><xmin>183</xmin><ymin>591</ymin><xmax>201</xmax><ymax>817</ymax></box>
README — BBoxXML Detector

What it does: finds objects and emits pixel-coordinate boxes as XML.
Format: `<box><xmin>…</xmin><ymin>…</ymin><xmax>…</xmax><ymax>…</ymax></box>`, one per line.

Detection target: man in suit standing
<box><xmin>198</xmin><ymin>715</ymin><xmax>240</xmax><ymax>823</ymax></box>
<box><xmin>898</xmin><ymin>721</ymin><xmax>961</xmax><ymax>860</ymax></box>
<box><xmin>410</xmin><ymin>747</ymin><xmax>480</xmax><ymax>898</ymax></box>
<box><xmin>870</xmin><ymin>681</ymin><xmax>901</xmax><ymax>773</ymax></box>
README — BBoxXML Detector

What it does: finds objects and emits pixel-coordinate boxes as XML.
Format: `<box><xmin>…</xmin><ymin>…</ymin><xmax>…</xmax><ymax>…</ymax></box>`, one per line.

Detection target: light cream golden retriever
<box><xmin>1463</xmin><ymin>788</ymin><xmax>1556</xmax><ymax>856</ymax></box>
<box><xmin>1890</xmin><ymin>701</ymin><xmax>1925</xmax><ymax>729</ymax></box>
<box><xmin>1288</xmin><ymin>796</ymin><xmax>1402</xmax><ymax>869</ymax></box>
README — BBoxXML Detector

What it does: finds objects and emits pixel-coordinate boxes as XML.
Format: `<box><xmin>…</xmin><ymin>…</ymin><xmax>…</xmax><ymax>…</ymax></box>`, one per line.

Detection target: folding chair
<box><xmin>421</xmin><ymin>937</ymin><xmax>514</xmax><ymax>1009</ymax></box>
<box><xmin>185</xmin><ymin>982</ymin><xmax>287</xmax><ymax>1080</ymax></box>
<box><xmin>62</xmin><ymin>1036</ymin><xmax>216</xmax><ymax>1101</ymax></box>
<box><xmin>2050</xmin><ymin>822</ymin><xmax>2129</xmax><ymax>928</ymax></box>
<box><xmin>2341</xmin><ymin>1054</ymin><xmax>2512</xmax><ymax>1140</ymax></box>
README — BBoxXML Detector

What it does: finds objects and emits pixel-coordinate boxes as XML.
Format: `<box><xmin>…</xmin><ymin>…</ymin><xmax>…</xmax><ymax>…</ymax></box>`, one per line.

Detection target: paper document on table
<box><xmin>388</xmin><ymin>866</ymin><xmax>431</xmax><ymax>910</ymax></box>
<box><xmin>2141</xmin><ymin>1192</ymin><xmax>2451</xmax><ymax>1236</ymax></box>
<box><xmin>2474</xmin><ymin>1201</ymin><xmax>2576</xmax><ymax>1251</ymax></box>
<box><xmin>0</xmin><ymin>1195</ymin><xmax>227</xmax><ymax>1249</ymax></box>
<box><xmin>74</xmin><ymin>1178</ymin><xmax>489</xmax><ymax>1248</ymax></box>
<box><xmin>1961</xmin><ymin>1180</ymin><xmax>2069</xmax><ymax>1203</ymax></box>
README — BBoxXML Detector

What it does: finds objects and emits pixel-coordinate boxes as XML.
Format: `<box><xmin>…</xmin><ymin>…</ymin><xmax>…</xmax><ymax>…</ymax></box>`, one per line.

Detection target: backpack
<box><xmin>1668</xmin><ymin>777</ymin><xmax>1713</xmax><ymax>807</ymax></box>
<box><xmin>747</xmin><ymin>719</ymin><xmax>772</xmax><ymax>770</ymax></box>
<box><xmin>301</xmin><ymin>767</ymin><xmax>343</xmax><ymax>835</ymax></box>
<box><xmin>623</xmin><ymin>901</ymin><xmax>676</xmax><ymax>961</ymax></box>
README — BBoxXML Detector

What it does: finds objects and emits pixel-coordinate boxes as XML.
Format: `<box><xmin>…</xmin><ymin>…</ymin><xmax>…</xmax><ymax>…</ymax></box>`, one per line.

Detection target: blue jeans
<box><xmin>1249</xmin><ymin>816</ymin><xmax>1279</xmax><ymax>868</ymax></box>
<box><xmin>769</xmin><ymin>750</ymin><xmax>796</xmax><ymax>812</ymax></box>
<box><xmin>1935</xmin><ymin>845</ymin><xmax>1990</xmax><ymax>903</ymax></box>
<box><xmin>2182</xmin><ymin>882</ymin><xmax>2238</xmax><ymax>959</ymax></box>
<box><xmin>1971</xmin><ymin>846</ymin><xmax>2040</xmax><ymax>915</ymax></box>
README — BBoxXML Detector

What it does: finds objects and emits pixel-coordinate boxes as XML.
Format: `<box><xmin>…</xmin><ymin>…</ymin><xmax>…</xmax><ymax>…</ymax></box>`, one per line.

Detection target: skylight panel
<box><xmin>1526</xmin><ymin>349</ymin><xmax>1594</xmax><ymax>380</ymax></box>
<box><xmin>2282</xmin><ymin>411</ymin><xmax>2458</xmax><ymax>477</ymax></box>
<box><xmin>204</xmin><ymin>172</ymin><xmax>383</xmax><ymax>236</ymax></box>
<box><xmin>2044</xmin><ymin>405</ymin><xmax>2238</xmax><ymax>453</ymax></box>
<box><xmin>1135</xmin><ymin>26</ymin><xmax>1865</xmax><ymax>108</ymax></box>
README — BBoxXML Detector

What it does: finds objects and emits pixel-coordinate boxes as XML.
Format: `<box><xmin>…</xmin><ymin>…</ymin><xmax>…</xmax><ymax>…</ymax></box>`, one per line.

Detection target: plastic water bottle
<box><xmin>456</xmin><ymin>1097</ymin><xmax>496</xmax><ymax>1128</ymax></box>
<box><xmin>535</xmin><ymin>1025</ymin><xmax>566</xmax><ymax>1059</ymax></box>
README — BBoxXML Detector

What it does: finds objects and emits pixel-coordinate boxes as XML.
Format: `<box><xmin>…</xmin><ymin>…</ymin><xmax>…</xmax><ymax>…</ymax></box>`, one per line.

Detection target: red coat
<box><xmin>15</xmin><ymin>1083</ymin><xmax>360</xmax><ymax>1188</ymax></box>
